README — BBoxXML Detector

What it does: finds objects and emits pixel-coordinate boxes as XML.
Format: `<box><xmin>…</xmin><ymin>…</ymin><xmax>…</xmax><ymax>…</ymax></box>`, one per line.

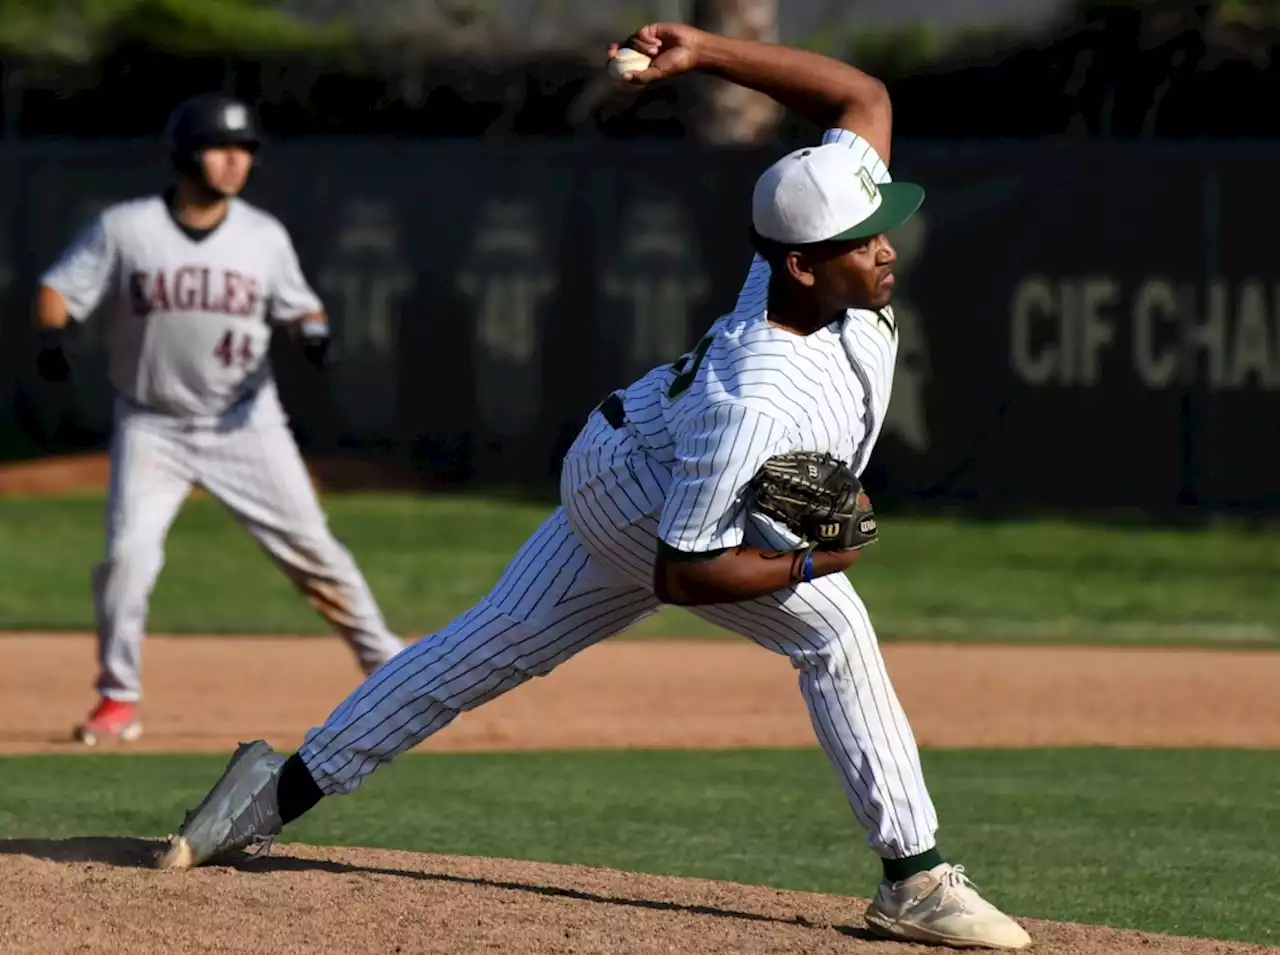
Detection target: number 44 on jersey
<box><xmin>213</xmin><ymin>329</ymin><xmax>255</xmax><ymax>369</ymax></box>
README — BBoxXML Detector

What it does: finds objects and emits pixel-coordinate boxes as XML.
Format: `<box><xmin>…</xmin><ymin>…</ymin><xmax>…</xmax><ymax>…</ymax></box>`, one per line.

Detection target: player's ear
<box><xmin>784</xmin><ymin>250</ymin><xmax>818</xmax><ymax>288</ymax></box>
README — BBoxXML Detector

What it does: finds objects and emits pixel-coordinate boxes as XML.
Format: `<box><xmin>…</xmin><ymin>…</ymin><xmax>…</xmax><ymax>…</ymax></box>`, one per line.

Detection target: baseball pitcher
<box><xmin>34</xmin><ymin>94</ymin><xmax>404</xmax><ymax>746</ymax></box>
<box><xmin>154</xmin><ymin>32</ymin><xmax>1030</xmax><ymax>951</ymax></box>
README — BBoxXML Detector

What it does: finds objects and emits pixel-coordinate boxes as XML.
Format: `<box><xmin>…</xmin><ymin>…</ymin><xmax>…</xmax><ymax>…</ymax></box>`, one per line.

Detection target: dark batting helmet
<box><xmin>163</xmin><ymin>93</ymin><xmax>262</xmax><ymax>181</ymax></box>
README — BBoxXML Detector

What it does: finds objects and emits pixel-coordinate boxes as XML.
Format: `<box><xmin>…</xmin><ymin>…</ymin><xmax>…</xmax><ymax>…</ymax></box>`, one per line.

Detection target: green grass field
<box><xmin>1</xmin><ymin>494</ymin><xmax>1277</xmax><ymax>645</ymax></box>
<box><xmin>1</xmin><ymin>748</ymin><xmax>1277</xmax><ymax>944</ymax></box>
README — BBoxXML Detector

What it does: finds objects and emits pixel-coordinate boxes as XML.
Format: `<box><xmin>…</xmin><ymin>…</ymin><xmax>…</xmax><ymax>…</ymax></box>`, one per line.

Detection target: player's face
<box><xmin>199</xmin><ymin>146</ymin><xmax>254</xmax><ymax>197</ymax></box>
<box><xmin>799</xmin><ymin>233</ymin><xmax>898</xmax><ymax>312</ymax></box>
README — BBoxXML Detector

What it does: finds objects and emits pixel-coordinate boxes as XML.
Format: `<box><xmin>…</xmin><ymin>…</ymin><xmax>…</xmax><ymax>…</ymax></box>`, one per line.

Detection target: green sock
<box><xmin>882</xmin><ymin>847</ymin><xmax>945</xmax><ymax>883</ymax></box>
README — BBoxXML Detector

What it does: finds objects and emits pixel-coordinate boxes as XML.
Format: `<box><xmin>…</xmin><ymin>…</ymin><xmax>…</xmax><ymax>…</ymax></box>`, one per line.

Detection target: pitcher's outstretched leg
<box><xmin>157</xmin><ymin>508</ymin><xmax>658</xmax><ymax>868</ymax></box>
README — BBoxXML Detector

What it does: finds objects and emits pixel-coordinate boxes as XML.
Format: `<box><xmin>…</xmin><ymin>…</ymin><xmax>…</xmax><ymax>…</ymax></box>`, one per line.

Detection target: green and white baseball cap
<box><xmin>752</xmin><ymin>143</ymin><xmax>925</xmax><ymax>245</ymax></box>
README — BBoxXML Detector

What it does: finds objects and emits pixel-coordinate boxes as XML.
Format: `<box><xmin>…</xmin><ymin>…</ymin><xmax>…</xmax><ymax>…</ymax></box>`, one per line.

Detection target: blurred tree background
<box><xmin>0</xmin><ymin>0</ymin><xmax>1273</xmax><ymax>138</ymax></box>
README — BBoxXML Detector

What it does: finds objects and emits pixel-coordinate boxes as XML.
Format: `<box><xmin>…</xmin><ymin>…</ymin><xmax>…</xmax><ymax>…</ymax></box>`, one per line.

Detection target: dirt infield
<box><xmin>0</xmin><ymin>452</ymin><xmax>428</xmax><ymax>496</ymax></box>
<box><xmin>2</xmin><ymin>838</ymin><xmax>1277</xmax><ymax>955</ymax></box>
<box><xmin>0</xmin><ymin>453</ymin><xmax>111</xmax><ymax>495</ymax></box>
<box><xmin>5</xmin><ymin>622</ymin><xmax>1280</xmax><ymax>952</ymax></box>
<box><xmin>3</xmin><ymin>634</ymin><xmax>1279</xmax><ymax>753</ymax></box>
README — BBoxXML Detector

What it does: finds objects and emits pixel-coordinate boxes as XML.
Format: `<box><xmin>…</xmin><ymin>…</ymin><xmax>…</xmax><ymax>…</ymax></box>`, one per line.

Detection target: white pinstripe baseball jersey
<box><xmin>614</xmin><ymin>128</ymin><xmax>898</xmax><ymax>554</ymax></box>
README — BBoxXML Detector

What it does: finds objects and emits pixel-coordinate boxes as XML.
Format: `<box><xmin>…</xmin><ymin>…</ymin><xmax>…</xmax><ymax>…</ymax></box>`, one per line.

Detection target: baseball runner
<box><xmin>34</xmin><ymin>93</ymin><xmax>405</xmax><ymax>746</ymax></box>
<box><xmin>156</xmin><ymin>29</ymin><xmax>1031</xmax><ymax>951</ymax></box>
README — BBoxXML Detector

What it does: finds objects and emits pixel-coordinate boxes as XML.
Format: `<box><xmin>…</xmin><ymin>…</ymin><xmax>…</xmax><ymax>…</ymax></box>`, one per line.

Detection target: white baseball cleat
<box><xmin>864</xmin><ymin>863</ymin><xmax>1033</xmax><ymax>950</ymax></box>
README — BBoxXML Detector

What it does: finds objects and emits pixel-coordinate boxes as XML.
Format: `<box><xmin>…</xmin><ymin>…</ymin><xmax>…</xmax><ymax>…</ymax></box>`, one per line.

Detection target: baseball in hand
<box><xmin>608</xmin><ymin>47</ymin><xmax>652</xmax><ymax>85</ymax></box>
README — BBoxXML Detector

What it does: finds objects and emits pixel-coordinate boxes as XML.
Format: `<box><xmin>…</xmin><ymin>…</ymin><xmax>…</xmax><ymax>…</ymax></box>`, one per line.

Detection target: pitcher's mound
<box><xmin>0</xmin><ymin>838</ymin><xmax>1272</xmax><ymax>955</ymax></box>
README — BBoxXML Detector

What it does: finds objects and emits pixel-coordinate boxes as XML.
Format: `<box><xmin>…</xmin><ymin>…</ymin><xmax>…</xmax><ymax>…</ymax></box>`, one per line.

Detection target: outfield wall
<box><xmin>1</xmin><ymin>139</ymin><xmax>1277</xmax><ymax>515</ymax></box>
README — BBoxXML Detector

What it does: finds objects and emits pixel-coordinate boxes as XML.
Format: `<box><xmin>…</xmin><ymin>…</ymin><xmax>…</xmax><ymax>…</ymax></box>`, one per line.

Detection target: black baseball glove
<box><xmin>746</xmin><ymin>451</ymin><xmax>878</xmax><ymax>551</ymax></box>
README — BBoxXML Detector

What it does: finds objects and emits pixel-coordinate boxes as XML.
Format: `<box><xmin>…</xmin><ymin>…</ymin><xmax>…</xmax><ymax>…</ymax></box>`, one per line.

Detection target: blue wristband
<box><xmin>802</xmin><ymin>551</ymin><xmax>815</xmax><ymax>583</ymax></box>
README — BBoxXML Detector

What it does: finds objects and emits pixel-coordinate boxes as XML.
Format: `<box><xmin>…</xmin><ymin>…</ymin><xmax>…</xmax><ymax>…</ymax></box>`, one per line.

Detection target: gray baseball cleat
<box><xmin>155</xmin><ymin>740</ymin><xmax>287</xmax><ymax>870</ymax></box>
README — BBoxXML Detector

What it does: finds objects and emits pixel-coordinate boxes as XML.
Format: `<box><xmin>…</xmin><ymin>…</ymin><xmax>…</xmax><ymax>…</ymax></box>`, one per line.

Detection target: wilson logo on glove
<box><xmin>746</xmin><ymin>451</ymin><xmax>879</xmax><ymax>552</ymax></box>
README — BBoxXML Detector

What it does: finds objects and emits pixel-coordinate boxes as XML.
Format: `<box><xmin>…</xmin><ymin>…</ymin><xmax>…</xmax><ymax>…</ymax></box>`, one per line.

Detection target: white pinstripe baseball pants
<box><xmin>300</xmin><ymin>411</ymin><xmax>939</xmax><ymax>859</ymax></box>
<box><xmin>93</xmin><ymin>390</ymin><xmax>403</xmax><ymax>701</ymax></box>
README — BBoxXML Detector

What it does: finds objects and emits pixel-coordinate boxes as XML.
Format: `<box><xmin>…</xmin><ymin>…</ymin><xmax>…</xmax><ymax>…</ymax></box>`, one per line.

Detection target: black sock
<box><xmin>277</xmin><ymin>753</ymin><xmax>325</xmax><ymax>825</ymax></box>
<box><xmin>882</xmin><ymin>847</ymin><xmax>946</xmax><ymax>883</ymax></box>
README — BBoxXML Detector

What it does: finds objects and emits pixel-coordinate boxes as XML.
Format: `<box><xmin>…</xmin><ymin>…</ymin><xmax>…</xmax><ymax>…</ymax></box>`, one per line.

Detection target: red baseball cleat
<box><xmin>74</xmin><ymin>698</ymin><xmax>143</xmax><ymax>746</ymax></box>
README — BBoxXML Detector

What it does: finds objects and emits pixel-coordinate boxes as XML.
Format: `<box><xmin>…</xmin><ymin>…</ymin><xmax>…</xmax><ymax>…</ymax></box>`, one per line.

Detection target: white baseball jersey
<box><xmin>299</xmin><ymin>129</ymin><xmax>940</xmax><ymax>863</ymax></box>
<box><xmin>613</xmin><ymin>126</ymin><xmax>897</xmax><ymax>555</ymax></box>
<box><xmin>48</xmin><ymin>195</ymin><xmax>405</xmax><ymax>704</ymax></box>
<box><xmin>41</xmin><ymin>196</ymin><xmax>321</xmax><ymax>418</ymax></box>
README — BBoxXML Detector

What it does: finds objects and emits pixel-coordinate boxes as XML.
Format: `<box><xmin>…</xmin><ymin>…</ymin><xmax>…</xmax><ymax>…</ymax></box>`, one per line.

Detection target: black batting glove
<box><xmin>301</xmin><ymin>333</ymin><xmax>332</xmax><ymax>371</ymax></box>
<box><xmin>36</xmin><ymin>327</ymin><xmax>71</xmax><ymax>382</ymax></box>
<box><xmin>298</xmin><ymin>321</ymin><xmax>333</xmax><ymax>371</ymax></box>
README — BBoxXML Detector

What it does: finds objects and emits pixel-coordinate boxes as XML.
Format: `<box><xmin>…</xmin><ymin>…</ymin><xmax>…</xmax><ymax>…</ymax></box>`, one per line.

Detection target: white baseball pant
<box><xmin>299</xmin><ymin>410</ymin><xmax>938</xmax><ymax>859</ymax></box>
<box><xmin>93</xmin><ymin>390</ymin><xmax>403</xmax><ymax>700</ymax></box>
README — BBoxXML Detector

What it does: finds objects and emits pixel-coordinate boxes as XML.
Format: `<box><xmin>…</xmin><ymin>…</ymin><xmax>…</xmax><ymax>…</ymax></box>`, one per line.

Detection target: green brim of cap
<box><xmin>827</xmin><ymin>181</ymin><xmax>925</xmax><ymax>242</ymax></box>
